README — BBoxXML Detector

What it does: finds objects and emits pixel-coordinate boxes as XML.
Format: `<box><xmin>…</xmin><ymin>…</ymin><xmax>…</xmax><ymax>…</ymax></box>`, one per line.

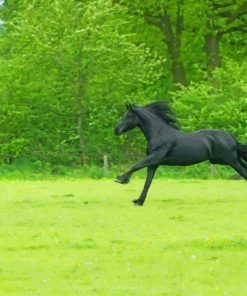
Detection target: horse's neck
<box><xmin>137</xmin><ymin>111</ymin><xmax>173</xmax><ymax>146</ymax></box>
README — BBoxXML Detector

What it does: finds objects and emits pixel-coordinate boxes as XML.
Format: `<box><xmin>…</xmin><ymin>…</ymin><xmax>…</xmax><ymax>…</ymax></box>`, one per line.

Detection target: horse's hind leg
<box><xmin>239</xmin><ymin>158</ymin><xmax>247</xmax><ymax>169</ymax></box>
<box><xmin>229</xmin><ymin>160</ymin><xmax>247</xmax><ymax>180</ymax></box>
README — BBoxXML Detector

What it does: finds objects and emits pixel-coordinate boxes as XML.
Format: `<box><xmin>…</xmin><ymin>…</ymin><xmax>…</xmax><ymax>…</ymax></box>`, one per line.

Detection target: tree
<box><xmin>204</xmin><ymin>0</ymin><xmax>247</xmax><ymax>76</ymax></box>
<box><xmin>117</xmin><ymin>0</ymin><xmax>247</xmax><ymax>86</ymax></box>
<box><xmin>172</xmin><ymin>60</ymin><xmax>247</xmax><ymax>143</ymax></box>
<box><xmin>116</xmin><ymin>0</ymin><xmax>188</xmax><ymax>86</ymax></box>
<box><xmin>0</xmin><ymin>0</ymin><xmax>163</xmax><ymax>165</ymax></box>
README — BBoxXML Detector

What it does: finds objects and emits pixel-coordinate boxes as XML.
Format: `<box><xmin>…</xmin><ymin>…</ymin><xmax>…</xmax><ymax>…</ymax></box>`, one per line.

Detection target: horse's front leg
<box><xmin>133</xmin><ymin>165</ymin><xmax>158</xmax><ymax>206</ymax></box>
<box><xmin>115</xmin><ymin>154</ymin><xmax>157</xmax><ymax>184</ymax></box>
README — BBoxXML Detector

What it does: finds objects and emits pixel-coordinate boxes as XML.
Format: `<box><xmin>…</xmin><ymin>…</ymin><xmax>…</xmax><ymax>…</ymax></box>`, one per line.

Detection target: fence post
<box><xmin>210</xmin><ymin>164</ymin><xmax>217</xmax><ymax>177</ymax></box>
<box><xmin>103</xmin><ymin>154</ymin><xmax>108</xmax><ymax>176</ymax></box>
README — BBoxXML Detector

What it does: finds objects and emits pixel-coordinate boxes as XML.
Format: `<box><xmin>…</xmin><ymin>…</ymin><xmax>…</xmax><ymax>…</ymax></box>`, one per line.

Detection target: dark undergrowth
<box><xmin>0</xmin><ymin>158</ymin><xmax>239</xmax><ymax>180</ymax></box>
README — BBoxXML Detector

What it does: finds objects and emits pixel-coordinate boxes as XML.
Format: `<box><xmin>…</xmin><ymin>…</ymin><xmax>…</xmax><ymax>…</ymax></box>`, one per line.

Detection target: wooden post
<box><xmin>210</xmin><ymin>164</ymin><xmax>217</xmax><ymax>177</ymax></box>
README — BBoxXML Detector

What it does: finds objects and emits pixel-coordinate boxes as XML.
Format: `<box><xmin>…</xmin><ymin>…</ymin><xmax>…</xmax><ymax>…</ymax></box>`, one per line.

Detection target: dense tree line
<box><xmin>0</xmin><ymin>0</ymin><xmax>246</xmax><ymax>167</ymax></box>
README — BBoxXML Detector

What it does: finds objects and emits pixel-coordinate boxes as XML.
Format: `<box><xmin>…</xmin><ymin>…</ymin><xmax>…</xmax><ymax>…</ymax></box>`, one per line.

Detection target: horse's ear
<box><xmin>126</xmin><ymin>102</ymin><xmax>136</xmax><ymax>112</ymax></box>
<box><xmin>126</xmin><ymin>102</ymin><xmax>132</xmax><ymax>110</ymax></box>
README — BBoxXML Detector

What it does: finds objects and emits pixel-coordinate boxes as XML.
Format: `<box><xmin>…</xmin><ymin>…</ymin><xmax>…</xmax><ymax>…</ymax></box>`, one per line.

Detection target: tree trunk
<box><xmin>205</xmin><ymin>33</ymin><xmax>220</xmax><ymax>76</ymax></box>
<box><xmin>76</xmin><ymin>92</ymin><xmax>86</xmax><ymax>166</ymax></box>
<box><xmin>205</xmin><ymin>33</ymin><xmax>220</xmax><ymax>174</ymax></box>
<box><xmin>76</xmin><ymin>36</ymin><xmax>87</xmax><ymax>166</ymax></box>
<box><xmin>161</xmin><ymin>1</ymin><xmax>187</xmax><ymax>86</ymax></box>
<box><xmin>144</xmin><ymin>0</ymin><xmax>187</xmax><ymax>86</ymax></box>
<box><xmin>170</xmin><ymin>50</ymin><xmax>187</xmax><ymax>86</ymax></box>
<box><xmin>76</xmin><ymin>73</ymin><xmax>88</xmax><ymax>166</ymax></box>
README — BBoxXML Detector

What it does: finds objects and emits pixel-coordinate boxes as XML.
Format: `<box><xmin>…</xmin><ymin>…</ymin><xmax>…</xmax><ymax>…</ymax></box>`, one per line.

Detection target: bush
<box><xmin>171</xmin><ymin>60</ymin><xmax>247</xmax><ymax>143</ymax></box>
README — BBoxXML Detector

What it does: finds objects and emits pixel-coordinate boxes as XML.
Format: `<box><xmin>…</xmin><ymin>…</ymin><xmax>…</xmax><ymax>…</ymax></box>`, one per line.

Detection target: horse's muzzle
<box><xmin>114</xmin><ymin>127</ymin><xmax>121</xmax><ymax>136</ymax></box>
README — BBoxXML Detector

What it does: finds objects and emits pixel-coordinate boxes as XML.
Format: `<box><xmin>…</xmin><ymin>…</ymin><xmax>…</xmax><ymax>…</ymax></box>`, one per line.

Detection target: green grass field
<box><xmin>0</xmin><ymin>179</ymin><xmax>247</xmax><ymax>295</ymax></box>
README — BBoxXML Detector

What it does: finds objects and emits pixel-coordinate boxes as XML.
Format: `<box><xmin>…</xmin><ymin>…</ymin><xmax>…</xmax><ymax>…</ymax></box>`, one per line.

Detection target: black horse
<box><xmin>114</xmin><ymin>101</ymin><xmax>247</xmax><ymax>206</ymax></box>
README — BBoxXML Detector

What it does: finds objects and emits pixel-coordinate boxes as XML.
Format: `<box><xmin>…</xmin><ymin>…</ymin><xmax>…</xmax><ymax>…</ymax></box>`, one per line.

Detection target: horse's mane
<box><xmin>143</xmin><ymin>101</ymin><xmax>179</xmax><ymax>130</ymax></box>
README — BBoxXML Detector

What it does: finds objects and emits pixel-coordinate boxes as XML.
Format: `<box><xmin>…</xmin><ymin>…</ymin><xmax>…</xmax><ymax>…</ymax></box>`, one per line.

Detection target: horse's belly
<box><xmin>164</xmin><ymin>143</ymin><xmax>209</xmax><ymax>166</ymax></box>
<box><xmin>164</xmin><ymin>154</ymin><xmax>207</xmax><ymax>166</ymax></box>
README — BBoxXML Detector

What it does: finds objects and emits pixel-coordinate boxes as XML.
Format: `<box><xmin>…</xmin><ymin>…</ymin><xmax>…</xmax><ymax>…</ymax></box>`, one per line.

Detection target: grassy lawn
<box><xmin>0</xmin><ymin>179</ymin><xmax>246</xmax><ymax>295</ymax></box>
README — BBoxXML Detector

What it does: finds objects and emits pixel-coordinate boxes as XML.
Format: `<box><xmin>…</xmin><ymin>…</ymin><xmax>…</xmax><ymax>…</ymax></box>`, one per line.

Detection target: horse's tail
<box><xmin>237</xmin><ymin>143</ymin><xmax>247</xmax><ymax>163</ymax></box>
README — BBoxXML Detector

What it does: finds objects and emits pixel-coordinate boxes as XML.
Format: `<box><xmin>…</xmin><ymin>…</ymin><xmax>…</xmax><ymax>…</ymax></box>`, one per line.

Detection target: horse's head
<box><xmin>114</xmin><ymin>102</ymin><xmax>139</xmax><ymax>136</ymax></box>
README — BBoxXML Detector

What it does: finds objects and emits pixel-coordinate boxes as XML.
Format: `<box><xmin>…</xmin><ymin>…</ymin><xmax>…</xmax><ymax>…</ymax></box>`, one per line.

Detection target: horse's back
<box><xmin>195</xmin><ymin>129</ymin><xmax>236</xmax><ymax>148</ymax></box>
<box><xmin>164</xmin><ymin>129</ymin><xmax>237</xmax><ymax>166</ymax></box>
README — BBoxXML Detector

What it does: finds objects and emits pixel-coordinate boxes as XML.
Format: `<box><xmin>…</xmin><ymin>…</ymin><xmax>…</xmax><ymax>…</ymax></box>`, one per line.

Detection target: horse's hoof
<box><xmin>114</xmin><ymin>176</ymin><xmax>129</xmax><ymax>184</ymax></box>
<box><xmin>132</xmin><ymin>199</ymin><xmax>143</xmax><ymax>206</ymax></box>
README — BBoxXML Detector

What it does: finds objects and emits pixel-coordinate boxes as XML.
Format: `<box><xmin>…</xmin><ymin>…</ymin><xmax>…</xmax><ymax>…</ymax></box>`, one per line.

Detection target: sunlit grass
<box><xmin>0</xmin><ymin>179</ymin><xmax>246</xmax><ymax>295</ymax></box>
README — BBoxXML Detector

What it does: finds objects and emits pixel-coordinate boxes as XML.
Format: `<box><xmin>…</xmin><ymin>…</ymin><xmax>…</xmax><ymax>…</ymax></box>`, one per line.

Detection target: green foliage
<box><xmin>0</xmin><ymin>0</ymin><xmax>246</xmax><ymax>170</ymax></box>
<box><xmin>0</xmin><ymin>0</ymin><xmax>163</xmax><ymax>165</ymax></box>
<box><xmin>172</xmin><ymin>60</ymin><xmax>247</xmax><ymax>142</ymax></box>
